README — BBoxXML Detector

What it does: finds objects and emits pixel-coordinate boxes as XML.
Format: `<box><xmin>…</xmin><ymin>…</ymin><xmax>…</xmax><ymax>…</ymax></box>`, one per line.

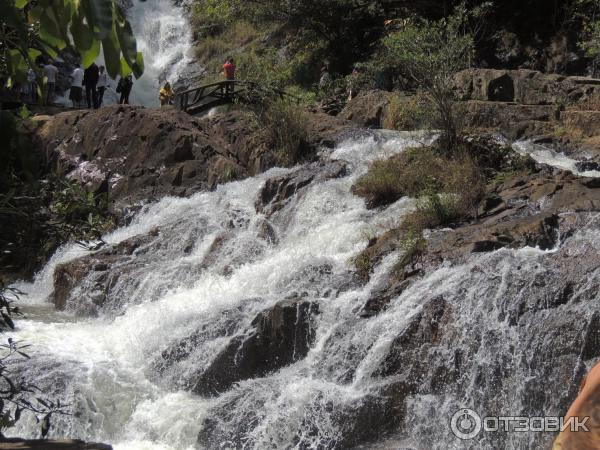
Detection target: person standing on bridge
<box><xmin>42</xmin><ymin>60</ymin><xmax>58</xmax><ymax>105</ymax></box>
<box><xmin>97</xmin><ymin>66</ymin><xmax>108</xmax><ymax>107</ymax></box>
<box><xmin>83</xmin><ymin>62</ymin><xmax>100</xmax><ymax>109</ymax></box>
<box><xmin>117</xmin><ymin>74</ymin><xmax>133</xmax><ymax>104</ymax></box>
<box><xmin>69</xmin><ymin>63</ymin><xmax>84</xmax><ymax>108</ymax></box>
<box><xmin>159</xmin><ymin>81</ymin><xmax>174</xmax><ymax>106</ymax></box>
<box><xmin>223</xmin><ymin>57</ymin><xmax>236</xmax><ymax>95</ymax></box>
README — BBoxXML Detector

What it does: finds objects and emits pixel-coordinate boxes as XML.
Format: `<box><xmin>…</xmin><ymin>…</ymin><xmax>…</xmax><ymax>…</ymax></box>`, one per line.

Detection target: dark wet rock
<box><xmin>191</xmin><ymin>297</ymin><xmax>319</xmax><ymax>397</ymax></box>
<box><xmin>358</xmin><ymin>238</ymin><xmax>600</xmax><ymax>448</ymax></box>
<box><xmin>255</xmin><ymin>161</ymin><xmax>347</xmax><ymax>216</ymax></box>
<box><xmin>0</xmin><ymin>439</ymin><xmax>112</xmax><ymax>450</ymax></box>
<box><xmin>376</xmin><ymin>296</ymin><xmax>452</xmax><ymax>379</ymax></box>
<box><xmin>575</xmin><ymin>160</ymin><xmax>600</xmax><ymax>172</ymax></box>
<box><xmin>52</xmin><ymin>233</ymin><xmax>159</xmax><ymax>314</ymax></box>
<box><xmin>360</xmin><ymin>279</ymin><xmax>413</xmax><ymax>317</ymax></box>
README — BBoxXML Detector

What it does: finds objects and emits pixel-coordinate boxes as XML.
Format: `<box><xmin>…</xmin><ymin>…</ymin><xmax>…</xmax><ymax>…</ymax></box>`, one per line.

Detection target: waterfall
<box><xmin>116</xmin><ymin>0</ymin><xmax>194</xmax><ymax>106</ymax></box>
<box><xmin>9</xmin><ymin>131</ymin><xmax>600</xmax><ymax>449</ymax></box>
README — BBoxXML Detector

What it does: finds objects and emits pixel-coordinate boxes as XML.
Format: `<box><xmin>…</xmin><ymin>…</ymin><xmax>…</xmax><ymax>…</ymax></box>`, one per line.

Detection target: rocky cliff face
<box><xmin>32</xmin><ymin>105</ymin><xmax>350</xmax><ymax>218</ymax></box>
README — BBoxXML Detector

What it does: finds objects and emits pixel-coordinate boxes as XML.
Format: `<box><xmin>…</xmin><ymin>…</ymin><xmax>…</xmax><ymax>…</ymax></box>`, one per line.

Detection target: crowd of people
<box><xmin>19</xmin><ymin>59</ymin><xmax>178</xmax><ymax>109</ymax></box>
<box><xmin>69</xmin><ymin>62</ymin><xmax>134</xmax><ymax>108</ymax></box>
<box><xmin>7</xmin><ymin>54</ymin><xmax>262</xmax><ymax>111</ymax></box>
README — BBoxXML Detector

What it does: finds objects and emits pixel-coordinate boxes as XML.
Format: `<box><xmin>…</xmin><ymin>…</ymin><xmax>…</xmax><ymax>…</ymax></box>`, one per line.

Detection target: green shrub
<box><xmin>353</xmin><ymin>147</ymin><xmax>449</xmax><ymax>207</ymax></box>
<box><xmin>256</xmin><ymin>100</ymin><xmax>309</xmax><ymax>166</ymax></box>
<box><xmin>373</xmin><ymin>3</ymin><xmax>490</xmax><ymax>150</ymax></box>
<box><xmin>383</xmin><ymin>94</ymin><xmax>432</xmax><ymax>131</ymax></box>
<box><xmin>50</xmin><ymin>180</ymin><xmax>115</xmax><ymax>243</ymax></box>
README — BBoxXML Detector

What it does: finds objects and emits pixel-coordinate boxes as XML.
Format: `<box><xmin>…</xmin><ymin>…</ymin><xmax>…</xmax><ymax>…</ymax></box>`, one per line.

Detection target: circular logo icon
<box><xmin>450</xmin><ymin>408</ymin><xmax>482</xmax><ymax>440</ymax></box>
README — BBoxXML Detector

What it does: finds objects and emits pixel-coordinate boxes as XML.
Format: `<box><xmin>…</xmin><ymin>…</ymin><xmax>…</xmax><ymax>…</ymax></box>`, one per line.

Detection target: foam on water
<box><xmin>513</xmin><ymin>140</ymin><xmax>600</xmax><ymax>178</ymax></box>
<box><xmin>9</xmin><ymin>132</ymin><xmax>426</xmax><ymax>448</ymax></box>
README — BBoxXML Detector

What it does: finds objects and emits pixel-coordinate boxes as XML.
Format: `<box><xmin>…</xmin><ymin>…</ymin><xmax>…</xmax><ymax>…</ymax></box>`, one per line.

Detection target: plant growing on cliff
<box><xmin>253</xmin><ymin>99</ymin><xmax>309</xmax><ymax>166</ymax></box>
<box><xmin>1</xmin><ymin>0</ymin><xmax>144</xmax><ymax>84</ymax></box>
<box><xmin>378</xmin><ymin>3</ymin><xmax>490</xmax><ymax>149</ymax></box>
<box><xmin>50</xmin><ymin>179</ymin><xmax>115</xmax><ymax>244</ymax></box>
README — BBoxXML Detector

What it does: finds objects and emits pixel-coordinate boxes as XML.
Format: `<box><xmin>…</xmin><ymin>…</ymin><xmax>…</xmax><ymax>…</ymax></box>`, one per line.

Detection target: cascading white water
<box><xmin>9</xmin><ymin>130</ymin><xmax>600</xmax><ymax>449</ymax></box>
<box><xmin>8</xmin><ymin>132</ymin><xmax>425</xmax><ymax>449</ymax></box>
<box><xmin>116</xmin><ymin>0</ymin><xmax>194</xmax><ymax>106</ymax></box>
<box><xmin>513</xmin><ymin>140</ymin><xmax>600</xmax><ymax>178</ymax></box>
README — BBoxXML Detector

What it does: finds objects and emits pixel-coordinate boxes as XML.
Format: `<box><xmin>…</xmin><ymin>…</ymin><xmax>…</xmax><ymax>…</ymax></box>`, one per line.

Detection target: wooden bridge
<box><xmin>174</xmin><ymin>80</ymin><xmax>297</xmax><ymax>115</ymax></box>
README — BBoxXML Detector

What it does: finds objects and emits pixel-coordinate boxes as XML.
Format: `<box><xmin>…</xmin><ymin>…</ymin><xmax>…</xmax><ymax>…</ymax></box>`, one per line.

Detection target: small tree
<box><xmin>379</xmin><ymin>4</ymin><xmax>490</xmax><ymax>150</ymax></box>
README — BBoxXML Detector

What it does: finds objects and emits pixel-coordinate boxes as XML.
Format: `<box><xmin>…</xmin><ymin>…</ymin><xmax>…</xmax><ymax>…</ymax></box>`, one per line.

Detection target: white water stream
<box><xmin>95</xmin><ymin>0</ymin><xmax>194</xmax><ymax>107</ymax></box>
<box><xmin>9</xmin><ymin>132</ymin><xmax>422</xmax><ymax>449</ymax></box>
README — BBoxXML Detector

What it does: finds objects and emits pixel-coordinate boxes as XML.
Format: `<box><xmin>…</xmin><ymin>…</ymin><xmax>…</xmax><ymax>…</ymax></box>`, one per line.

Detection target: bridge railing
<box><xmin>174</xmin><ymin>80</ymin><xmax>298</xmax><ymax>114</ymax></box>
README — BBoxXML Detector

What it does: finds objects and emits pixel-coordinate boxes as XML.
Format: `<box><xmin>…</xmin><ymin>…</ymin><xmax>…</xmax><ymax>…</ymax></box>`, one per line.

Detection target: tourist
<box><xmin>159</xmin><ymin>81</ymin><xmax>174</xmax><ymax>106</ymax></box>
<box><xmin>97</xmin><ymin>66</ymin><xmax>108</xmax><ymax>107</ymax></box>
<box><xmin>42</xmin><ymin>60</ymin><xmax>58</xmax><ymax>105</ymax></box>
<box><xmin>223</xmin><ymin>57</ymin><xmax>236</xmax><ymax>94</ymax></box>
<box><xmin>347</xmin><ymin>66</ymin><xmax>360</xmax><ymax>101</ymax></box>
<box><xmin>69</xmin><ymin>64</ymin><xmax>84</xmax><ymax>108</ymax></box>
<box><xmin>117</xmin><ymin>74</ymin><xmax>133</xmax><ymax>104</ymax></box>
<box><xmin>26</xmin><ymin>68</ymin><xmax>37</xmax><ymax>103</ymax></box>
<box><xmin>83</xmin><ymin>62</ymin><xmax>99</xmax><ymax>109</ymax></box>
<box><xmin>319</xmin><ymin>64</ymin><xmax>331</xmax><ymax>91</ymax></box>
<box><xmin>20</xmin><ymin>68</ymin><xmax>37</xmax><ymax>103</ymax></box>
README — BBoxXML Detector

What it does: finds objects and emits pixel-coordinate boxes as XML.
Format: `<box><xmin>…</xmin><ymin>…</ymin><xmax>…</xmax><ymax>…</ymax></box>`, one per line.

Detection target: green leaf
<box><xmin>18</xmin><ymin>106</ymin><xmax>31</xmax><ymax>120</ymax></box>
<box><xmin>70</xmin><ymin>12</ymin><xmax>94</xmax><ymax>54</ymax></box>
<box><xmin>82</xmin><ymin>0</ymin><xmax>114</xmax><ymax>40</ymax></box>
<box><xmin>119</xmin><ymin>57</ymin><xmax>133</xmax><ymax>77</ymax></box>
<box><xmin>37</xmin><ymin>7</ymin><xmax>67</xmax><ymax>50</ymax></box>
<box><xmin>101</xmin><ymin>26</ymin><xmax>121</xmax><ymax>78</ymax></box>
<box><xmin>115</xmin><ymin>13</ymin><xmax>137</xmax><ymax>63</ymax></box>
<box><xmin>15</xmin><ymin>0</ymin><xmax>28</xmax><ymax>8</ymax></box>
<box><xmin>81</xmin><ymin>40</ymin><xmax>101</xmax><ymax>68</ymax></box>
<box><xmin>27</xmin><ymin>48</ymin><xmax>41</xmax><ymax>61</ymax></box>
<box><xmin>131</xmin><ymin>52</ymin><xmax>144</xmax><ymax>78</ymax></box>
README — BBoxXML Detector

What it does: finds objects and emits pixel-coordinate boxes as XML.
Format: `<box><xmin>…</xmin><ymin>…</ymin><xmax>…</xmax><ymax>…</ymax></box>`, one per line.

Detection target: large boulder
<box><xmin>32</xmin><ymin>105</ymin><xmax>351</xmax><ymax>216</ymax></box>
<box><xmin>157</xmin><ymin>297</ymin><xmax>319</xmax><ymax>397</ymax></box>
<box><xmin>340</xmin><ymin>90</ymin><xmax>393</xmax><ymax>128</ymax></box>
<box><xmin>455</xmin><ymin>68</ymin><xmax>600</xmax><ymax>105</ymax></box>
<box><xmin>255</xmin><ymin>160</ymin><xmax>347</xmax><ymax>217</ymax></box>
<box><xmin>52</xmin><ymin>233</ymin><xmax>156</xmax><ymax>314</ymax></box>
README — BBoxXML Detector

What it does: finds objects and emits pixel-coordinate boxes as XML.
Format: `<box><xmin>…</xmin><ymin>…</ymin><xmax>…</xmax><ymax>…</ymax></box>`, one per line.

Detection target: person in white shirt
<box><xmin>97</xmin><ymin>66</ymin><xmax>108</xmax><ymax>107</ymax></box>
<box><xmin>69</xmin><ymin>64</ymin><xmax>84</xmax><ymax>108</ymax></box>
<box><xmin>42</xmin><ymin>61</ymin><xmax>59</xmax><ymax>105</ymax></box>
<box><xmin>20</xmin><ymin>68</ymin><xmax>37</xmax><ymax>103</ymax></box>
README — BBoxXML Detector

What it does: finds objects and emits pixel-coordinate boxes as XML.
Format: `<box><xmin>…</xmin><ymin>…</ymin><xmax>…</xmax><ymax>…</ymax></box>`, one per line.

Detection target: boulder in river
<box><xmin>191</xmin><ymin>296</ymin><xmax>319</xmax><ymax>396</ymax></box>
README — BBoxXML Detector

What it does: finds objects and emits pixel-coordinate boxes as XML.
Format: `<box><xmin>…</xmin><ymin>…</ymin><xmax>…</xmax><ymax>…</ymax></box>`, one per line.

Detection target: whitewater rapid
<box><xmin>9</xmin><ymin>132</ymin><xmax>425</xmax><ymax>449</ymax></box>
<box><xmin>10</xmin><ymin>130</ymin><xmax>600</xmax><ymax>449</ymax></box>
<box><xmin>92</xmin><ymin>0</ymin><xmax>194</xmax><ymax>107</ymax></box>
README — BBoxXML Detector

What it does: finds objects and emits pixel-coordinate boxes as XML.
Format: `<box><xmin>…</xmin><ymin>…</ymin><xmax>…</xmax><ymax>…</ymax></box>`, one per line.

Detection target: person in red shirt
<box><xmin>223</xmin><ymin>57</ymin><xmax>236</xmax><ymax>94</ymax></box>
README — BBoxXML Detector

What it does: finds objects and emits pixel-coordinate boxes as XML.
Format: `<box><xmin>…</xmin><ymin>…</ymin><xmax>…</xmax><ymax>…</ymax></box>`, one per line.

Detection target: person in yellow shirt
<box><xmin>159</xmin><ymin>81</ymin><xmax>174</xmax><ymax>106</ymax></box>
